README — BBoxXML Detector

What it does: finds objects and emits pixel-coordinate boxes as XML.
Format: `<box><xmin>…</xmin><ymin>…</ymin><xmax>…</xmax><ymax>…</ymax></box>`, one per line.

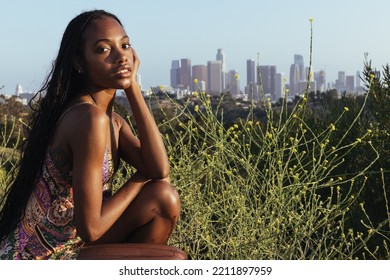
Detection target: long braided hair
<box><xmin>0</xmin><ymin>10</ymin><xmax>122</xmax><ymax>241</ymax></box>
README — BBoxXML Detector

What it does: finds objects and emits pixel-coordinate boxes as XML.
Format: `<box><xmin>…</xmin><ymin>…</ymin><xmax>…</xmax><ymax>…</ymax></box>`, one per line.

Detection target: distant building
<box><xmin>227</xmin><ymin>70</ymin><xmax>240</xmax><ymax>97</ymax></box>
<box><xmin>356</xmin><ymin>71</ymin><xmax>361</xmax><ymax>88</ymax></box>
<box><xmin>170</xmin><ymin>60</ymin><xmax>181</xmax><ymax>88</ymax></box>
<box><xmin>136</xmin><ymin>73</ymin><xmax>142</xmax><ymax>90</ymax></box>
<box><xmin>297</xmin><ymin>80</ymin><xmax>317</xmax><ymax>95</ymax></box>
<box><xmin>180</xmin><ymin>58</ymin><xmax>192</xmax><ymax>90</ymax></box>
<box><xmin>289</xmin><ymin>64</ymin><xmax>300</xmax><ymax>95</ymax></box>
<box><xmin>216</xmin><ymin>49</ymin><xmax>226</xmax><ymax>90</ymax></box>
<box><xmin>275</xmin><ymin>73</ymin><xmax>286</xmax><ymax>100</ymax></box>
<box><xmin>207</xmin><ymin>60</ymin><xmax>223</xmax><ymax>96</ymax></box>
<box><xmin>192</xmin><ymin>65</ymin><xmax>208</xmax><ymax>91</ymax></box>
<box><xmin>258</xmin><ymin>65</ymin><xmax>277</xmax><ymax>99</ymax></box>
<box><xmin>246</xmin><ymin>59</ymin><xmax>256</xmax><ymax>88</ymax></box>
<box><xmin>15</xmin><ymin>84</ymin><xmax>23</xmax><ymax>97</ymax></box>
<box><xmin>335</xmin><ymin>71</ymin><xmax>347</xmax><ymax>93</ymax></box>
<box><xmin>294</xmin><ymin>54</ymin><xmax>305</xmax><ymax>82</ymax></box>
<box><xmin>314</xmin><ymin>70</ymin><xmax>326</xmax><ymax>92</ymax></box>
<box><xmin>345</xmin><ymin>75</ymin><xmax>355</xmax><ymax>92</ymax></box>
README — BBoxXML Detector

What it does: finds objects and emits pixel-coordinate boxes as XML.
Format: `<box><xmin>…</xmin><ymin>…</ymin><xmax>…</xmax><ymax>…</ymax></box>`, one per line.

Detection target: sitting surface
<box><xmin>76</xmin><ymin>243</ymin><xmax>187</xmax><ymax>260</ymax></box>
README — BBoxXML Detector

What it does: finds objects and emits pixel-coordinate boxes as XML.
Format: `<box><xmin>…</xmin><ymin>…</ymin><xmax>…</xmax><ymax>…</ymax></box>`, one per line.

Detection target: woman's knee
<box><xmin>142</xmin><ymin>180</ymin><xmax>181</xmax><ymax>217</ymax></box>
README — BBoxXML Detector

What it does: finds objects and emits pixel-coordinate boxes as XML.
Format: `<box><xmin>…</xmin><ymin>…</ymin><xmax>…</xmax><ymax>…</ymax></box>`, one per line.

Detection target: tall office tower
<box><xmin>192</xmin><ymin>65</ymin><xmax>208</xmax><ymax>91</ymax></box>
<box><xmin>356</xmin><ymin>71</ymin><xmax>361</xmax><ymax>88</ymax></box>
<box><xmin>289</xmin><ymin>64</ymin><xmax>300</xmax><ymax>95</ymax></box>
<box><xmin>335</xmin><ymin>71</ymin><xmax>346</xmax><ymax>92</ymax></box>
<box><xmin>246</xmin><ymin>59</ymin><xmax>256</xmax><ymax>88</ymax></box>
<box><xmin>15</xmin><ymin>84</ymin><xmax>23</xmax><ymax>97</ymax></box>
<box><xmin>180</xmin><ymin>58</ymin><xmax>192</xmax><ymax>90</ymax></box>
<box><xmin>227</xmin><ymin>70</ymin><xmax>240</xmax><ymax>97</ymax></box>
<box><xmin>216</xmin><ymin>49</ymin><xmax>226</xmax><ymax>90</ymax></box>
<box><xmin>294</xmin><ymin>54</ymin><xmax>305</xmax><ymax>81</ymax></box>
<box><xmin>346</xmin><ymin>75</ymin><xmax>355</xmax><ymax>92</ymax></box>
<box><xmin>258</xmin><ymin>65</ymin><xmax>277</xmax><ymax>99</ymax></box>
<box><xmin>207</xmin><ymin>60</ymin><xmax>222</xmax><ymax>95</ymax></box>
<box><xmin>136</xmin><ymin>73</ymin><xmax>142</xmax><ymax>89</ymax></box>
<box><xmin>275</xmin><ymin>73</ymin><xmax>286</xmax><ymax>100</ymax></box>
<box><xmin>170</xmin><ymin>60</ymin><xmax>181</xmax><ymax>88</ymax></box>
<box><xmin>314</xmin><ymin>70</ymin><xmax>326</xmax><ymax>92</ymax></box>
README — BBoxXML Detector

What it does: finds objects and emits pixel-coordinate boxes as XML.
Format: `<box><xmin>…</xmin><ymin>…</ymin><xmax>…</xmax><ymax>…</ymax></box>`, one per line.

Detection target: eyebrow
<box><xmin>92</xmin><ymin>35</ymin><xmax>129</xmax><ymax>46</ymax></box>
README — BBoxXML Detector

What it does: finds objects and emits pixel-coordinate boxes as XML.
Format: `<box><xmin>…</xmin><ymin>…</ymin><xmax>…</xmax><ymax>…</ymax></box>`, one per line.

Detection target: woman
<box><xmin>0</xmin><ymin>9</ymin><xmax>181</xmax><ymax>259</ymax></box>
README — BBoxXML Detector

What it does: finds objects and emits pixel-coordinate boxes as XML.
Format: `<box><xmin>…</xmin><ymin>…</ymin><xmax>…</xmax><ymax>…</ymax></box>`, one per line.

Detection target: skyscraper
<box><xmin>216</xmin><ymin>49</ymin><xmax>226</xmax><ymax>91</ymax></box>
<box><xmin>246</xmin><ymin>59</ymin><xmax>256</xmax><ymax>88</ymax></box>
<box><xmin>346</xmin><ymin>75</ymin><xmax>355</xmax><ymax>92</ymax></box>
<box><xmin>207</xmin><ymin>60</ymin><xmax>222</xmax><ymax>95</ymax></box>
<box><xmin>275</xmin><ymin>73</ymin><xmax>286</xmax><ymax>100</ymax></box>
<box><xmin>289</xmin><ymin>64</ymin><xmax>300</xmax><ymax>95</ymax></box>
<box><xmin>294</xmin><ymin>54</ymin><xmax>305</xmax><ymax>81</ymax></box>
<box><xmin>180</xmin><ymin>58</ymin><xmax>192</xmax><ymax>90</ymax></box>
<box><xmin>227</xmin><ymin>70</ymin><xmax>240</xmax><ymax>97</ymax></box>
<box><xmin>170</xmin><ymin>60</ymin><xmax>181</xmax><ymax>88</ymax></box>
<box><xmin>15</xmin><ymin>84</ymin><xmax>23</xmax><ymax>97</ymax></box>
<box><xmin>356</xmin><ymin>71</ymin><xmax>361</xmax><ymax>89</ymax></box>
<box><xmin>258</xmin><ymin>65</ymin><xmax>277</xmax><ymax>98</ymax></box>
<box><xmin>314</xmin><ymin>70</ymin><xmax>326</xmax><ymax>92</ymax></box>
<box><xmin>192</xmin><ymin>65</ymin><xmax>208</xmax><ymax>91</ymax></box>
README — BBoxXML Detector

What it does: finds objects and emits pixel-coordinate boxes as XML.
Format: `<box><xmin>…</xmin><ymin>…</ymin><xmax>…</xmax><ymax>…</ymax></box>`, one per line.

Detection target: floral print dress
<box><xmin>0</xmin><ymin>147</ymin><xmax>114</xmax><ymax>260</ymax></box>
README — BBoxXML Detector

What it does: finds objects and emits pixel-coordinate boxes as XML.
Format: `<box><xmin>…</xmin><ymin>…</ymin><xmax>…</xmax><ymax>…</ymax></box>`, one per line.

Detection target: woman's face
<box><xmin>79</xmin><ymin>16</ymin><xmax>134</xmax><ymax>91</ymax></box>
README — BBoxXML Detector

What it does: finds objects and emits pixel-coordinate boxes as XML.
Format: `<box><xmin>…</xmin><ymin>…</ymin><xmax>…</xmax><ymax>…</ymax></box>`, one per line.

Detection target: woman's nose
<box><xmin>114</xmin><ymin>48</ymin><xmax>128</xmax><ymax>64</ymax></box>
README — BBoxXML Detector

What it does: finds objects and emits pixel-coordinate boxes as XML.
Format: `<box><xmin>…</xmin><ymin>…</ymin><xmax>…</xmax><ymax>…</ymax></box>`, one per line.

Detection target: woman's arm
<box><xmin>118</xmin><ymin>49</ymin><xmax>169</xmax><ymax>179</ymax></box>
<box><xmin>70</xmin><ymin>107</ymin><xmax>149</xmax><ymax>242</ymax></box>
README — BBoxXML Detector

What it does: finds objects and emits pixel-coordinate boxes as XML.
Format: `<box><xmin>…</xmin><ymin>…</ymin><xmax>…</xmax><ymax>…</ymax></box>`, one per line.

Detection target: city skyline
<box><xmin>169</xmin><ymin>49</ymin><xmax>362</xmax><ymax>100</ymax></box>
<box><xmin>1</xmin><ymin>0</ymin><xmax>390</xmax><ymax>95</ymax></box>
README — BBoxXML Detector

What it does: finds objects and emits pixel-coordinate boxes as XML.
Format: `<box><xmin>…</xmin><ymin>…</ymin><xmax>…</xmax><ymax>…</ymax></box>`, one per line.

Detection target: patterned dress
<box><xmin>0</xmin><ymin>147</ymin><xmax>114</xmax><ymax>260</ymax></box>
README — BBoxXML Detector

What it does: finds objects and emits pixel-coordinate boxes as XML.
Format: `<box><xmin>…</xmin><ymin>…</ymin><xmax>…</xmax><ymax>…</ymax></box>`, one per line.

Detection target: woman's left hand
<box><xmin>130</xmin><ymin>48</ymin><xmax>140</xmax><ymax>84</ymax></box>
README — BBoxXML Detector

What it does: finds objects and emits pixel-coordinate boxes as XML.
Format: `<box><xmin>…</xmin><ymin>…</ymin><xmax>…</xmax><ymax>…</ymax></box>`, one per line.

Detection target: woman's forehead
<box><xmin>83</xmin><ymin>16</ymin><xmax>127</xmax><ymax>42</ymax></box>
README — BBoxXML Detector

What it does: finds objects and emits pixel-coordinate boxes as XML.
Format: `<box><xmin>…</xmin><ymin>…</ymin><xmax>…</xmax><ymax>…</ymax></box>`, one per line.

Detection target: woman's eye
<box><xmin>123</xmin><ymin>43</ymin><xmax>131</xmax><ymax>49</ymax></box>
<box><xmin>96</xmin><ymin>47</ymin><xmax>110</xmax><ymax>54</ymax></box>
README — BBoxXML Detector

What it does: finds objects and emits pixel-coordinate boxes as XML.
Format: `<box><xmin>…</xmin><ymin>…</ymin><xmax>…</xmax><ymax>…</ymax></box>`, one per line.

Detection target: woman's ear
<box><xmin>73</xmin><ymin>56</ymin><xmax>84</xmax><ymax>74</ymax></box>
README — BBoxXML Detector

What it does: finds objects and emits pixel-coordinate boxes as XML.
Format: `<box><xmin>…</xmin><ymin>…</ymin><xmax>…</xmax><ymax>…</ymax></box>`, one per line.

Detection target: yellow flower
<box><xmin>193</xmin><ymin>91</ymin><xmax>199</xmax><ymax>97</ymax></box>
<box><xmin>235</xmin><ymin>74</ymin><xmax>240</xmax><ymax>80</ymax></box>
<box><xmin>193</xmin><ymin>78</ymin><xmax>198</xmax><ymax>84</ymax></box>
<box><xmin>309</xmin><ymin>18</ymin><xmax>314</xmax><ymax>22</ymax></box>
<box><xmin>330</xmin><ymin>123</ymin><xmax>336</xmax><ymax>131</ymax></box>
<box><xmin>344</xmin><ymin>107</ymin><xmax>349</xmax><ymax>112</ymax></box>
<box><xmin>194</xmin><ymin>105</ymin><xmax>199</xmax><ymax>112</ymax></box>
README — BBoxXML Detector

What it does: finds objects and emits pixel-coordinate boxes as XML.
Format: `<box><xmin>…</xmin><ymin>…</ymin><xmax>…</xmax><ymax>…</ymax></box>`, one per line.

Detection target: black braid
<box><xmin>0</xmin><ymin>10</ymin><xmax>122</xmax><ymax>241</ymax></box>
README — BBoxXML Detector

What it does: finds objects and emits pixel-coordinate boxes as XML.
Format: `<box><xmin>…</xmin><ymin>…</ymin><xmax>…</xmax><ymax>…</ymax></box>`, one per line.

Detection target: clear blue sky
<box><xmin>1</xmin><ymin>0</ymin><xmax>390</xmax><ymax>94</ymax></box>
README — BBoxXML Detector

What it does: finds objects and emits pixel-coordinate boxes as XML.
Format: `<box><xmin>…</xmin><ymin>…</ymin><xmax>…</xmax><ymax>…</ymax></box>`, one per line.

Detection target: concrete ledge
<box><xmin>77</xmin><ymin>243</ymin><xmax>187</xmax><ymax>260</ymax></box>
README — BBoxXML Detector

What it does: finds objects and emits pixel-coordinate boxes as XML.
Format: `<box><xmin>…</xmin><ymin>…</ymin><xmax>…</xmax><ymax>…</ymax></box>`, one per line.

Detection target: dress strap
<box><xmin>57</xmin><ymin>102</ymin><xmax>93</xmax><ymax>123</ymax></box>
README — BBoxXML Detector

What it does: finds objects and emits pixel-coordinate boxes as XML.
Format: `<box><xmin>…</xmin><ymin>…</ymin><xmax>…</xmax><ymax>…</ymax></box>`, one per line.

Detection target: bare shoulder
<box><xmin>65</xmin><ymin>104</ymin><xmax>109</xmax><ymax>131</ymax></box>
<box><xmin>52</xmin><ymin>103</ymin><xmax>109</xmax><ymax>149</ymax></box>
<box><xmin>50</xmin><ymin>103</ymin><xmax>109</xmax><ymax>171</ymax></box>
<box><xmin>112</xmin><ymin>111</ymin><xmax>128</xmax><ymax>129</ymax></box>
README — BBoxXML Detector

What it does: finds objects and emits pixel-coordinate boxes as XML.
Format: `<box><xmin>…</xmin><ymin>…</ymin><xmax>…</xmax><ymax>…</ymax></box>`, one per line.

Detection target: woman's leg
<box><xmin>88</xmin><ymin>179</ymin><xmax>181</xmax><ymax>245</ymax></box>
